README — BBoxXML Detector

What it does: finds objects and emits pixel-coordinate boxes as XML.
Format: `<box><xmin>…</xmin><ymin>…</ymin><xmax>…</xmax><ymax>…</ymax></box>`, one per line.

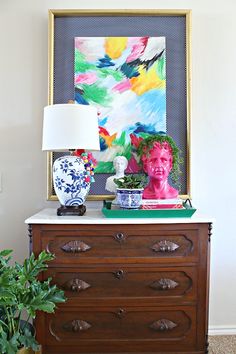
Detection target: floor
<box><xmin>209</xmin><ymin>335</ymin><xmax>236</xmax><ymax>354</ymax></box>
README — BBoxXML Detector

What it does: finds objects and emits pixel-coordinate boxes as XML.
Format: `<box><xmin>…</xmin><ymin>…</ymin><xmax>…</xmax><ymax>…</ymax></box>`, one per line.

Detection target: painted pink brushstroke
<box><xmin>74</xmin><ymin>38</ymin><xmax>85</xmax><ymax>50</ymax></box>
<box><xmin>125</xmin><ymin>155</ymin><xmax>141</xmax><ymax>173</ymax></box>
<box><xmin>126</xmin><ymin>37</ymin><xmax>148</xmax><ymax>63</ymax></box>
<box><xmin>75</xmin><ymin>73</ymin><xmax>97</xmax><ymax>85</ymax></box>
<box><xmin>112</xmin><ymin>79</ymin><xmax>131</xmax><ymax>93</ymax></box>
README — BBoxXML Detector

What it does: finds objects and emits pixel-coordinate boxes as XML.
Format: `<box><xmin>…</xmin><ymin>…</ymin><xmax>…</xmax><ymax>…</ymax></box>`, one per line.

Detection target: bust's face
<box><xmin>114</xmin><ymin>158</ymin><xmax>127</xmax><ymax>174</ymax></box>
<box><xmin>146</xmin><ymin>146</ymin><xmax>172</xmax><ymax>181</ymax></box>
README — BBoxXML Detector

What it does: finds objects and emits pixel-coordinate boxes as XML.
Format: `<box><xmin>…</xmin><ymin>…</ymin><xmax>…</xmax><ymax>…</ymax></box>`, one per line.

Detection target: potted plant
<box><xmin>114</xmin><ymin>174</ymin><xmax>147</xmax><ymax>209</ymax></box>
<box><xmin>0</xmin><ymin>249</ymin><xmax>66</xmax><ymax>354</ymax></box>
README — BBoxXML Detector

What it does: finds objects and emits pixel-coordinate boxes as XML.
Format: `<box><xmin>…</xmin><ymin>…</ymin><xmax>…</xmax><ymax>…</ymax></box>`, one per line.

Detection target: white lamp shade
<box><xmin>42</xmin><ymin>104</ymin><xmax>100</xmax><ymax>151</ymax></box>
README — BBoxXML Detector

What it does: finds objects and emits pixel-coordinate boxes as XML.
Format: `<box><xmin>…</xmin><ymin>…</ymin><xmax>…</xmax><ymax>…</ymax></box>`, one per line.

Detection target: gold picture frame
<box><xmin>47</xmin><ymin>9</ymin><xmax>192</xmax><ymax>201</ymax></box>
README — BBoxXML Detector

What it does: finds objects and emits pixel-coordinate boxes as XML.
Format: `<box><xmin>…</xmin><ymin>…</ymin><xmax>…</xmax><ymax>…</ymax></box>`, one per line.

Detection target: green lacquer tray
<box><xmin>102</xmin><ymin>201</ymin><xmax>197</xmax><ymax>219</ymax></box>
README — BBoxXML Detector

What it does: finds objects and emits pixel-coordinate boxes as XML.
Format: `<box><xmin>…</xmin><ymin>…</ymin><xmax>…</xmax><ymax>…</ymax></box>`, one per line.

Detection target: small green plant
<box><xmin>114</xmin><ymin>174</ymin><xmax>147</xmax><ymax>189</ymax></box>
<box><xmin>0</xmin><ymin>249</ymin><xmax>66</xmax><ymax>354</ymax></box>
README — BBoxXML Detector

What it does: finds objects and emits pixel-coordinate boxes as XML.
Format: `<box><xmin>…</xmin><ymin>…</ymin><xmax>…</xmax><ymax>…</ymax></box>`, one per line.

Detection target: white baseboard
<box><xmin>209</xmin><ymin>326</ymin><xmax>236</xmax><ymax>335</ymax></box>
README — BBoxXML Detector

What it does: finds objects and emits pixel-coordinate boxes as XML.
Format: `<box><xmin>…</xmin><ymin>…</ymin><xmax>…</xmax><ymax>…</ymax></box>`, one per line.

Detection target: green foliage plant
<box><xmin>114</xmin><ymin>174</ymin><xmax>147</xmax><ymax>189</ymax></box>
<box><xmin>137</xmin><ymin>134</ymin><xmax>183</xmax><ymax>187</ymax></box>
<box><xmin>0</xmin><ymin>250</ymin><xmax>66</xmax><ymax>354</ymax></box>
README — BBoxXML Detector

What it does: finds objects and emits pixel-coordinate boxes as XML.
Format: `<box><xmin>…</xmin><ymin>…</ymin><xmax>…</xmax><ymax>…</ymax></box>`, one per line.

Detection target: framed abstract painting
<box><xmin>47</xmin><ymin>9</ymin><xmax>191</xmax><ymax>200</ymax></box>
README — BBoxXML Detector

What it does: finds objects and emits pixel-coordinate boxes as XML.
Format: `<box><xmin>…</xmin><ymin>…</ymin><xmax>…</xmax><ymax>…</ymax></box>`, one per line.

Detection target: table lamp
<box><xmin>42</xmin><ymin>104</ymin><xmax>100</xmax><ymax>216</ymax></box>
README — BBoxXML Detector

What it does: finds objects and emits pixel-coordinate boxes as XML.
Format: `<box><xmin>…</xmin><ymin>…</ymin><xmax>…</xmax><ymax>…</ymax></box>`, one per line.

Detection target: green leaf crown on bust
<box><xmin>137</xmin><ymin>134</ymin><xmax>183</xmax><ymax>186</ymax></box>
<box><xmin>114</xmin><ymin>174</ymin><xmax>147</xmax><ymax>189</ymax></box>
<box><xmin>0</xmin><ymin>249</ymin><xmax>66</xmax><ymax>354</ymax></box>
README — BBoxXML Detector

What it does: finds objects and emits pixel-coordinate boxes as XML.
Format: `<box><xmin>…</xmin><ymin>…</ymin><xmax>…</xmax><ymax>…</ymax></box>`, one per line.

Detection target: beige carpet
<box><xmin>209</xmin><ymin>335</ymin><xmax>236</xmax><ymax>354</ymax></box>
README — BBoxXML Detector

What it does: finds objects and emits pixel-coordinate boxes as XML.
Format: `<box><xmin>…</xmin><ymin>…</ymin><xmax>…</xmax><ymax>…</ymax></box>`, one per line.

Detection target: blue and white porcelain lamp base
<box><xmin>53</xmin><ymin>155</ymin><xmax>91</xmax><ymax>216</ymax></box>
<box><xmin>42</xmin><ymin>103</ymin><xmax>100</xmax><ymax>216</ymax></box>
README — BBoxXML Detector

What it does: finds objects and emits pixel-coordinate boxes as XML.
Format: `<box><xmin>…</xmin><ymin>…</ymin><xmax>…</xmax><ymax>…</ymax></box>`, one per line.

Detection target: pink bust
<box><xmin>141</xmin><ymin>141</ymin><xmax>178</xmax><ymax>199</ymax></box>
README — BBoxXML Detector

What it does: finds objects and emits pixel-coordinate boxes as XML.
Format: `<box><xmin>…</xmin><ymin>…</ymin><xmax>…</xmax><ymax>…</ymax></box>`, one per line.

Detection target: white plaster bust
<box><xmin>105</xmin><ymin>156</ymin><xmax>128</xmax><ymax>198</ymax></box>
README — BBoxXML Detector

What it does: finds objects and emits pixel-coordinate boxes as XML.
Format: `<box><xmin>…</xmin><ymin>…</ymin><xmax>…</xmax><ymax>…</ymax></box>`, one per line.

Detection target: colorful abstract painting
<box><xmin>74</xmin><ymin>36</ymin><xmax>166</xmax><ymax>173</ymax></box>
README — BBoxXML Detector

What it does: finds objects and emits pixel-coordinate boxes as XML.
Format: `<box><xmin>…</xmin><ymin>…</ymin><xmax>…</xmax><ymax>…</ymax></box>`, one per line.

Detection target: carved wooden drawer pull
<box><xmin>113</xmin><ymin>269</ymin><xmax>125</xmax><ymax>279</ymax></box>
<box><xmin>63</xmin><ymin>278</ymin><xmax>91</xmax><ymax>292</ymax></box>
<box><xmin>114</xmin><ymin>232</ymin><xmax>126</xmax><ymax>242</ymax></box>
<box><xmin>152</xmin><ymin>240</ymin><xmax>179</xmax><ymax>253</ymax></box>
<box><xmin>61</xmin><ymin>240</ymin><xmax>91</xmax><ymax>253</ymax></box>
<box><xmin>150</xmin><ymin>278</ymin><xmax>179</xmax><ymax>290</ymax></box>
<box><xmin>63</xmin><ymin>319</ymin><xmax>91</xmax><ymax>332</ymax></box>
<box><xmin>150</xmin><ymin>319</ymin><xmax>177</xmax><ymax>331</ymax></box>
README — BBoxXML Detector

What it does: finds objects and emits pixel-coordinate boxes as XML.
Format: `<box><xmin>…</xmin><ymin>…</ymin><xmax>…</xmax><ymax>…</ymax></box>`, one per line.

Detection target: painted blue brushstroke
<box><xmin>138</xmin><ymin>89</ymin><xmax>166</xmax><ymax>119</ymax></box>
<box><xmin>156</xmin><ymin>131</ymin><xmax>166</xmax><ymax>135</ymax></box>
<box><xmin>133</xmin><ymin>122</ymin><xmax>159</xmax><ymax>135</ymax></box>
<box><xmin>136</xmin><ymin>89</ymin><xmax>166</xmax><ymax>132</ymax></box>
<box><xmin>99</xmin><ymin>136</ymin><xmax>108</xmax><ymax>151</ymax></box>
<box><xmin>118</xmin><ymin>87</ymin><xmax>166</xmax><ymax>144</ymax></box>
<box><xmin>127</xmin><ymin>123</ymin><xmax>164</xmax><ymax>136</ymax></box>
<box><xmin>97</xmin><ymin>55</ymin><xmax>115</xmax><ymax>68</ymax></box>
<box><xmin>74</xmin><ymin>92</ymin><xmax>89</xmax><ymax>105</ymax></box>
<box><xmin>99</xmin><ymin>117</ymin><xmax>108</xmax><ymax>127</ymax></box>
<box><xmin>120</xmin><ymin>63</ymin><xmax>140</xmax><ymax>79</ymax></box>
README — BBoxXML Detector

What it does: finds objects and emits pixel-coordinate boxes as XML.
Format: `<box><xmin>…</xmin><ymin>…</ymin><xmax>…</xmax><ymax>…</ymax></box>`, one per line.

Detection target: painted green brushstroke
<box><xmin>75</xmin><ymin>50</ymin><xmax>124</xmax><ymax>81</ymax></box>
<box><xmin>81</xmin><ymin>83</ymin><xmax>112</xmax><ymax>106</ymax></box>
<box><xmin>95</xmin><ymin>161</ymin><xmax>114</xmax><ymax>173</ymax></box>
<box><xmin>75</xmin><ymin>50</ymin><xmax>96</xmax><ymax>72</ymax></box>
<box><xmin>112</xmin><ymin>132</ymin><xmax>132</xmax><ymax>160</ymax></box>
<box><xmin>139</xmin><ymin>132</ymin><xmax>153</xmax><ymax>139</ymax></box>
<box><xmin>112</xmin><ymin>131</ymin><xmax>126</xmax><ymax>146</ymax></box>
<box><xmin>98</xmin><ymin>68</ymin><xmax>124</xmax><ymax>81</ymax></box>
<box><xmin>157</xmin><ymin>56</ymin><xmax>166</xmax><ymax>81</ymax></box>
<box><xmin>122</xmin><ymin>144</ymin><xmax>132</xmax><ymax>160</ymax></box>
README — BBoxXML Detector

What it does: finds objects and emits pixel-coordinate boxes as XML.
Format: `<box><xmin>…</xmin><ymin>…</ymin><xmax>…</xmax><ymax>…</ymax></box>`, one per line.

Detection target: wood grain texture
<box><xmin>29</xmin><ymin>222</ymin><xmax>210</xmax><ymax>353</ymax></box>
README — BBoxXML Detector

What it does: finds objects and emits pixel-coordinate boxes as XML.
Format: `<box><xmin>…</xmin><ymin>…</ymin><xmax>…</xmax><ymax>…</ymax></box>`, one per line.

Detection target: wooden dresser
<box><xmin>25</xmin><ymin>208</ymin><xmax>212</xmax><ymax>354</ymax></box>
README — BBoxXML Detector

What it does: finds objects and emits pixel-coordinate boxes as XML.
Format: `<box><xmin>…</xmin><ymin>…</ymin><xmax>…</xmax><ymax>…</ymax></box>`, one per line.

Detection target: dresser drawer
<box><xmin>46</xmin><ymin>266</ymin><xmax>197</xmax><ymax>306</ymax></box>
<box><xmin>46</xmin><ymin>305</ymin><xmax>197</xmax><ymax>352</ymax></box>
<box><xmin>29</xmin><ymin>217</ymin><xmax>210</xmax><ymax>354</ymax></box>
<box><xmin>41</xmin><ymin>224</ymin><xmax>199</xmax><ymax>264</ymax></box>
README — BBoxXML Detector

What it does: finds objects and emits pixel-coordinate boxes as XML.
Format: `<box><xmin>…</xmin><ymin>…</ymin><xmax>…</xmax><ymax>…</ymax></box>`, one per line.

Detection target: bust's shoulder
<box><xmin>105</xmin><ymin>175</ymin><xmax>117</xmax><ymax>192</ymax></box>
<box><xmin>167</xmin><ymin>185</ymin><xmax>178</xmax><ymax>198</ymax></box>
<box><xmin>106</xmin><ymin>175</ymin><xmax>115</xmax><ymax>182</ymax></box>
